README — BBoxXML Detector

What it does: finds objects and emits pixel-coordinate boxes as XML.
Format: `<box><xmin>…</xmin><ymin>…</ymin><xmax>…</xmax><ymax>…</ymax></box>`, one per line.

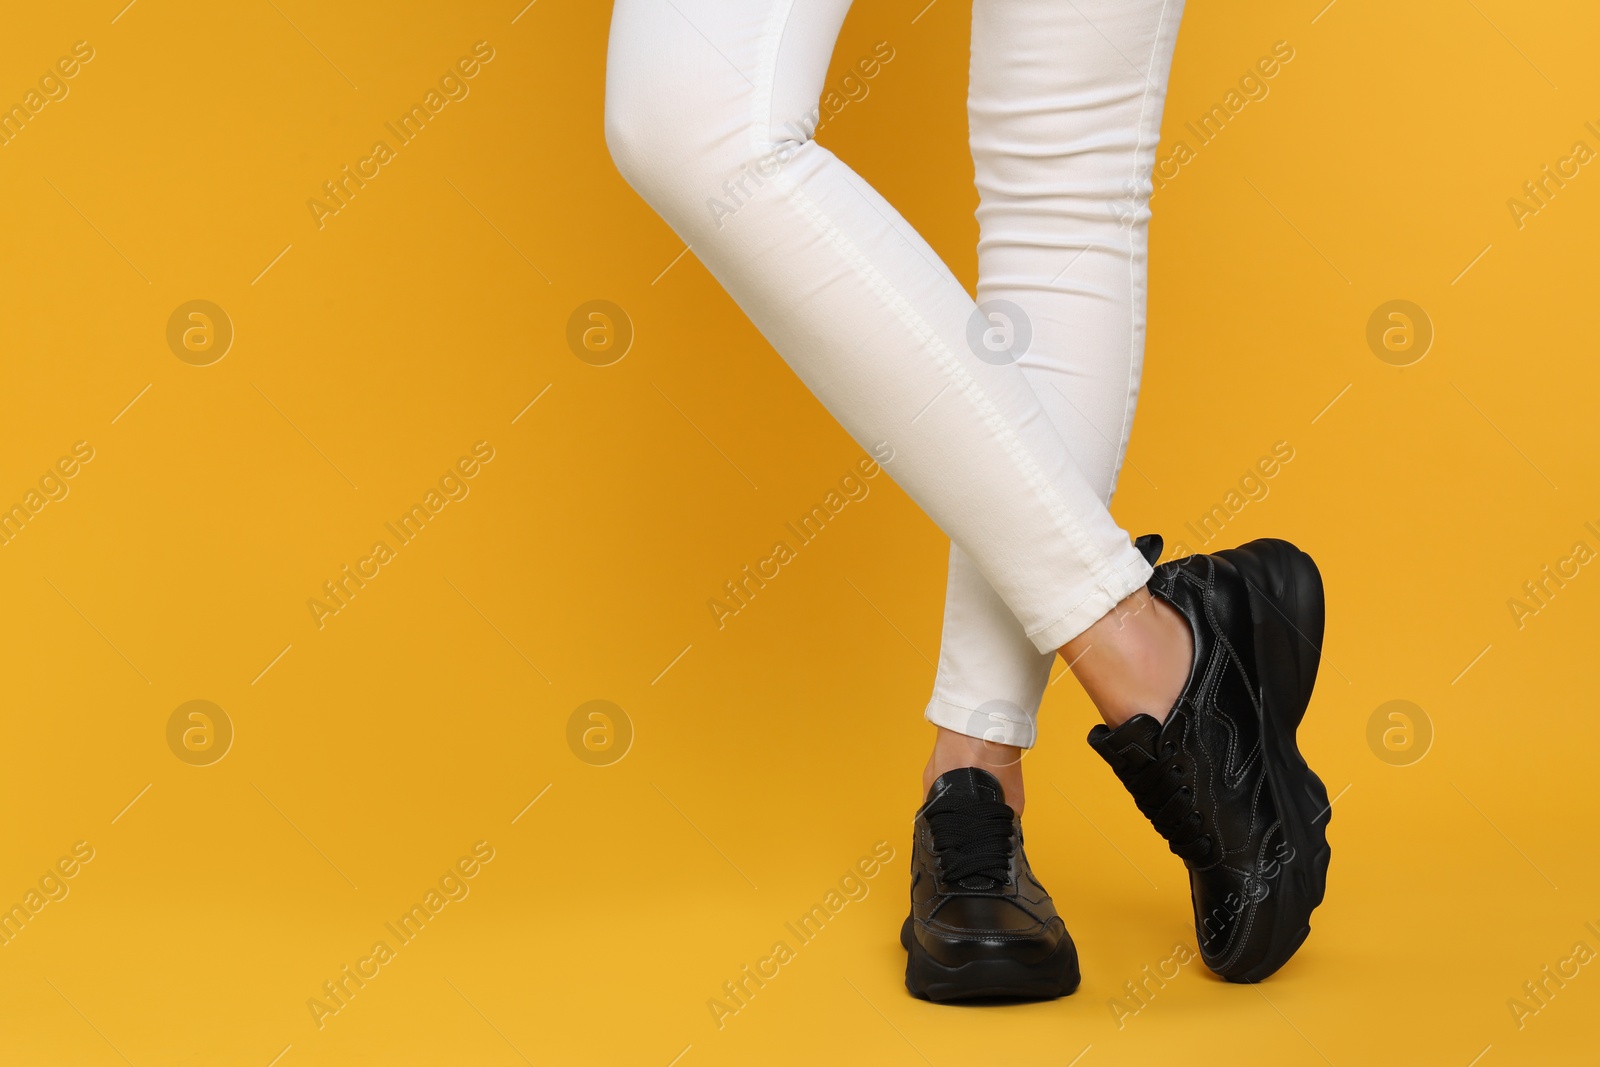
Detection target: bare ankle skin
<box><xmin>1060</xmin><ymin>588</ymin><xmax>1193</xmax><ymax>728</ymax></box>
<box><xmin>922</xmin><ymin>726</ymin><xmax>1027</xmax><ymax>813</ymax></box>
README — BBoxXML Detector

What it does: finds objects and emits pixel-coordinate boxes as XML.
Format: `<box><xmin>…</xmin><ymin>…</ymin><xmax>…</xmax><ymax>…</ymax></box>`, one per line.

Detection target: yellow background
<box><xmin>1</xmin><ymin>1</ymin><xmax>1597</xmax><ymax>1063</ymax></box>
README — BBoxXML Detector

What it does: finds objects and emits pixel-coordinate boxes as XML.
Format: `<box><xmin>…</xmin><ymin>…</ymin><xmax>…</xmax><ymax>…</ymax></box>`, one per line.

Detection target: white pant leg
<box><xmin>605</xmin><ymin>0</ymin><xmax>1152</xmax><ymax>651</ymax></box>
<box><xmin>925</xmin><ymin>0</ymin><xmax>1186</xmax><ymax>748</ymax></box>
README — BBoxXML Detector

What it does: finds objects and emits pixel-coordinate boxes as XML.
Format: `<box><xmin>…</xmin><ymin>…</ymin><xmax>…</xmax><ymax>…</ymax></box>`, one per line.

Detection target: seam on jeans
<box><xmin>929</xmin><ymin>544</ymin><xmax>964</xmax><ymax>696</ymax></box>
<box><xmin>1030</xmin><ymin>547</ymin><xmax>1158</xmax><ymax>639</ymax></box>
<box><xmin>924</xmin><ymin>698</ymin><xmax>1036</xmax><ymax>747</ymax></box>
<box><xmin>925</xmin><ymin>695</ymin><xmax>1033</xmax><ymax>728</ymax></box>
<box><xmin>1113</xmin><ymin>0</ymin><xmax>1178</xmax><ymax>503</ymax></box>
<box><xmin>752</xmin><ymin>0</ymin><xmax>796</xmax><ymax>153</ymax></box>
<box><xmin>1025</xmin><ymin>547</ymin><xmax>1152</xmax><ymax>647</ymax></box>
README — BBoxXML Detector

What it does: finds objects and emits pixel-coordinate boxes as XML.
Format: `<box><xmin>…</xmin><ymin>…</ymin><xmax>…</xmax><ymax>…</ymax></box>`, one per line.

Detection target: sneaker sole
<box><xmin>900</xmin><ymin>916</ymin><xmax>1081</xmax><ymax>1002</ymax></box>
<box><xmin>1215</xmin><ymin>538</ymin><xmax>1332</xmax><ymax>983</ymax></box>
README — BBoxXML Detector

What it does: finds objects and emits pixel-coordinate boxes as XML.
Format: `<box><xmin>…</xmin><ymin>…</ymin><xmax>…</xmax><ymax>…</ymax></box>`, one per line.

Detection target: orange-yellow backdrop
<box><xmin>1</xmin><ymin>1</ymin><xmax>1596</xmax><ymax>1064</ymax></box>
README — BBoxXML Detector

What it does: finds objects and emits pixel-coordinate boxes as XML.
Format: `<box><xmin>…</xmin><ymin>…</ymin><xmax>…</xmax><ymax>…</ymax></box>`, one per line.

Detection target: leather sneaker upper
<box><xmin>1088</xmin><ymin>534</ymin><xmax>1326</xmax><ymax>980</ymax></box>
<box><xmin>907</xmin><ymin>767</ymin><xmax>1069</xmax><ymax>968</ymax></box>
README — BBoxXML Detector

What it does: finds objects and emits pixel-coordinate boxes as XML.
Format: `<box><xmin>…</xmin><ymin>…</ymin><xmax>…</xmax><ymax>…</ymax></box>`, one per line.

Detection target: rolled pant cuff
<box><xmin>924</xmin><ymin>695</ymin><xmax>1039</xmax><ymax>749</ymax></box>
<box><xmin>1024</xmin><ymin>542</ymin><xmax>1154</xmax><ymax>653</ymax></box>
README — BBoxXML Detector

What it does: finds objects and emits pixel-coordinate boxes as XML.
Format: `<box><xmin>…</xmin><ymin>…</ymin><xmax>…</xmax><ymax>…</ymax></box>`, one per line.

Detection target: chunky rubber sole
<box><xmin>900</xmin><ymin>917</ymin><xmax>1081</xmax><ymax>1002</ymax></box>
<box><xmin>1217</xmin><ymin>538</ymin><xmax>1332</xmax><ymax>983</ymax></box>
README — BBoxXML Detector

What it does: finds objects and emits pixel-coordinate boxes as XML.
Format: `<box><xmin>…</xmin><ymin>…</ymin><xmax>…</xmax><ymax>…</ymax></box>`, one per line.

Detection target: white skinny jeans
<box><xmin>605</xmin><ymin>0</ymin><xmax>1185</xmax><ymax>747</ymax></box>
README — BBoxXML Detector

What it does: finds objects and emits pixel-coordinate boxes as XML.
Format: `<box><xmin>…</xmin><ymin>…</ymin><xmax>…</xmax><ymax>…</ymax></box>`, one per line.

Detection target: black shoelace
<box><xmin>1118</xmin><ymin>741</ymin><xmax>1212</xmax><ymax>865</ymax></box>
<box><xmin>927</xmin><ymin>794</ymin><xmax>1016</xmax><ymax>887</ymax></box>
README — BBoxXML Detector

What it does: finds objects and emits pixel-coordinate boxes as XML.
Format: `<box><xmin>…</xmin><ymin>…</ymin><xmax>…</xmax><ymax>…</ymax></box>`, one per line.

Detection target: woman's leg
<box><xmin>924</xmin><ymin>0</ymin><xmax>1187</xmax><ymax>802</ymax></box>
<box><xmin>605</xmin><ymin>0</ymin><xmax>1152</xmax><ymax>660</ymax></box>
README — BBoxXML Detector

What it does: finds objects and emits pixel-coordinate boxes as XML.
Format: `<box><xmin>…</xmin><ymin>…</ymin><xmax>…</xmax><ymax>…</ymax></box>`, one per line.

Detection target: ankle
<box><xmin>1061</xmin><ymin>590</ymin><xmax>1192</xmax><ymax>728</ymax></box>
<box><xmin>923</xmin><ymin>727</ymin><xmax>1026</xmax><ymax>814</ymax></box>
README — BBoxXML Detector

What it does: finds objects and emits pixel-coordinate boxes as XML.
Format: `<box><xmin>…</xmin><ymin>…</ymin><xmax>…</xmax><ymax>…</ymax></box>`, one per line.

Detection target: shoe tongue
<box><xmin>1133</xmin><ymin>533</ymin><xmax>1164</xmax><ymax>566</ymax></box>
<box><xmin>924</xmin><ymin>768</ymin><xmax>1013</xmax><ymax>891</ymax></box>
<box><xmin>1087</xmin><ymin>713</ymin><xmax>1166</xmax><ymax>759</ymax></box>
<box><xmin>927</xmin><ymin>766</ymin><xmax>1005</xmax><ymax>806</ymax></box>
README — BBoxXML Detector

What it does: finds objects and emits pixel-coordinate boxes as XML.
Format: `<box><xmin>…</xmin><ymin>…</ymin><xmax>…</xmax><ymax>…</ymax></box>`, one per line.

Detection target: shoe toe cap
<box><xmin>1192</xmin><ymin>858</ymin><xmax>1311</xmax><ymax>980</ymax></box>
<box><xmin>916</xmin><ymin>900</ymin><xmax>1068</xmax><ymax>968</ymax></box>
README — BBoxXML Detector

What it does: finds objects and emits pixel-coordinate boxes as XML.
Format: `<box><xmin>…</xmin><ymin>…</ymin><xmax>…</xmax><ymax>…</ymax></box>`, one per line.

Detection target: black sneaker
<box><xmin>900</xmin><ymin>767</ymin><xmax>1079</xmax><ymax>1000</ymax></box>
<box><xmin>1088</xmin><ymin>534</ymin><xmax>1332</xmax><ymax>983</ymax></box>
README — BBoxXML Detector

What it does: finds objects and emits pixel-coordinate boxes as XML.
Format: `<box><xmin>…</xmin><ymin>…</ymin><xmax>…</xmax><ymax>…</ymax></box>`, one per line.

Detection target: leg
<box><xmin>605</xmin><ymin>0</ymin><xmax>1152</xmax><ymax>661</ymax></box>
<box><xmin>925</xmin><ymin>0</ymin><xmax>1188</xmax><ymax>802</ymax></box>
<box><xmin>901</xmin><ymin>0</ymin><xmax>1185</xmax><ymax>1004</ymax></box>
<box><xmin>920</xmin><ymin>0</ymin><xmax>1329</xmax><ymax>984</ymax></box>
